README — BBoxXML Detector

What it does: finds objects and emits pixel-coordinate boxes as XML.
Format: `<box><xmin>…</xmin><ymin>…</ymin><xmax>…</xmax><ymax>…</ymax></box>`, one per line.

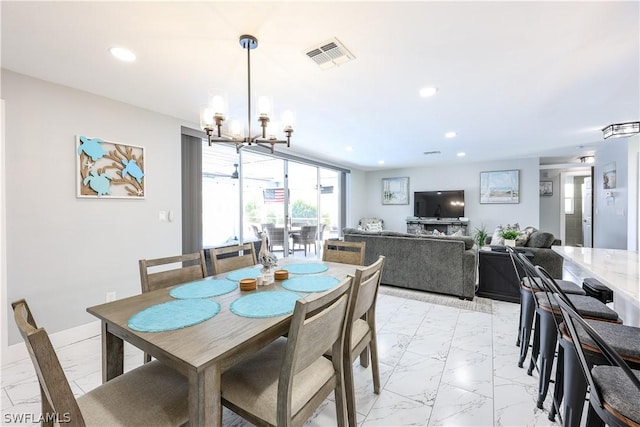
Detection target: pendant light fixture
<box><xmin>200</xmin><ymin>35</ymin><xmax>294</xmax><ymax>153</ymax></box>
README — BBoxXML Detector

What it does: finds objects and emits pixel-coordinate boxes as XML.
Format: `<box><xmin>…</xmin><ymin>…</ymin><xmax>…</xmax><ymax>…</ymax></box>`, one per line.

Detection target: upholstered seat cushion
<box><xmin>580</xmin><ymin>320</ymin><xmax>640</xmax><ymax>361</ymax></box>
<box><xmin>591</xmin><ymin>365</ymin><xmax>640</xmax><ymax>423</ymax></box>
<box><xmin>77</xmin><ymin>360</ymin><xmax>188</xmax><ymax>426</ymax></box>
<box><xmin>221</xmin><ymin>337</ymin><xmax>335</xmax><ymax>425</ymax></box>
<box><xmin>522</xmin><ymin>277</ymin><xmax>586</xmax><ymax>295</ymax></box>
<box><xmin>536</xmin><ymin>294</ymin><xmax>620</xmax><ymax>321</ymax></box>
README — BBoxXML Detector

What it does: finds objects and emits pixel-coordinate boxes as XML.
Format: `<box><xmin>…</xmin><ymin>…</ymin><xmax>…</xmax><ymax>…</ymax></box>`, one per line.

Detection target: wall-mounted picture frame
<box><xmin>76</xmin><ymin>135</ymin><xmax>145</xmax><ymax>198</ymax></box>
<box><xmin>480</xmin><ymin>169</ymin><xmax>520</xmax><ymax>204</ymax></box>
<box><xmin>539</xmin><ymin>181</ymin><xmax>553</xmax><ymax>196</ymax></box>
<box><xmin>603</xmin><ymin>162</ymin><xmax>616</xmax><ymax>189</ymax></box>
<box><xmin>382</xmin><ymin>177</ymin><xmax>409</xmax><ymax>205</ymax></box>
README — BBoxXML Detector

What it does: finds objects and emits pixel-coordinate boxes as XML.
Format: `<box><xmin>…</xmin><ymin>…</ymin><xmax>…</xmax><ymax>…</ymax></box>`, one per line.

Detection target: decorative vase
<box><xmin>505</xmin><ymin>239</ymin><xmax>516</xmax><ymax>247</ymax></box>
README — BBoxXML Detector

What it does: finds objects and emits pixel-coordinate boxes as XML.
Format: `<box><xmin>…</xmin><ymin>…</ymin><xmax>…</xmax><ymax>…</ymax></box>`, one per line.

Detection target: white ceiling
<box><xmin>2</xmin><ymin>1</ymin><xmax>638</xmax><ymax>171</ymax></box>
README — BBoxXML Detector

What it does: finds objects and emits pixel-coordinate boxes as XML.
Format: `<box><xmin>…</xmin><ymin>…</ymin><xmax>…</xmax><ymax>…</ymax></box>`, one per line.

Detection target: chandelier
<box><xmin>200</xmin><ymin>35</ymin><xmax>294</xmax><ymax>153</ymax></box>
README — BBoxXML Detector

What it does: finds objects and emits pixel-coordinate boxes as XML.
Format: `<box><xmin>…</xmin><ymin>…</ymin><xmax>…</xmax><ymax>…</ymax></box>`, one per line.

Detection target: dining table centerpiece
<box><xmin>258</xmin><ymin>231</ymin><xmax>278</xmax><ymax>285</ymax></box>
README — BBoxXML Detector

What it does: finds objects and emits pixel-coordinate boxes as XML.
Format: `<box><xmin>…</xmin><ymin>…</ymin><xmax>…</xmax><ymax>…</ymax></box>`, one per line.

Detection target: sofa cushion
<box><xmin>526</xmin><ymin>231</ymin><xmax>556</xmax><ymax>248</ymax></box>
<box><xmin>425</xmin><ymin>234</ymin><xmax>475</xmax><ymax>250</ymax></box>
<box><xmin>343</xmin><ymin>227</ymin><xmax>381</xmax><ymax>236</ymax></box>
<box><xmin>381</xmin><ymin>230</ymin><xmax>417</xmax><ymax>238</ymax></box>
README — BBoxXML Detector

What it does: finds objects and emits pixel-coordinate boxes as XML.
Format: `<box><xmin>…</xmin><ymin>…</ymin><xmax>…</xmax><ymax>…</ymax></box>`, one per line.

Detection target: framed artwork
<box><xmin>539</xmin><ymin>181</ymin><xmax>553</xmax><ymax>196</ymax></box>
<box><xmin>603</xmin><ymin>162</ymin><xmax>616</xmax><ymax>189</ymax></box>
<box><xmin>382</xmin><ymin>177</ymin><xmax>409</xmax><ymax>205</ymax></box>
<box><xmin>76</xmin><ymin>135</ymin><xmax>145</xmax><ymax>198</ymax></box>
<box><xmin>480</xmin><ymin>170</ymin><xmax>520</xmax><ymax>204</ymax></box>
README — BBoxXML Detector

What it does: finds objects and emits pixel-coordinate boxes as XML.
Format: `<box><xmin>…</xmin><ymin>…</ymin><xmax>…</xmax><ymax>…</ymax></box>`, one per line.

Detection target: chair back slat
<box><xmin>322</xmin><ymin>240</ymin><xmax>366</xmax><ymax>265</ymax></box>
<box><xmin>11</xmin><ymin>300</ymin><xmax>85</xmax><ymax>426</ymax></box>
<box><xmin>279</xmin><ymin>277</ymin><xmax>353</xmax><ymax>396</ymax></box>
<box><xmin>139</xmin><ymin>252</ymin><xmax>207</xmax><ymax>292</ymax></box>
<box><xmin>351</xmin><ymin>256</ymin><xmax>385</xmax><ymax>322</ymax></box>
<box><xmin>209</xmin><ymin>243</ymin><xmax>257</xmax><ymax>275</ymax></box>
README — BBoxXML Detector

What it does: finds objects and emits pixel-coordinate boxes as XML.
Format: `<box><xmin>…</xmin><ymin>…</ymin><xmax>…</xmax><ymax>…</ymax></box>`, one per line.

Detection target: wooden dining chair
<box><xmin>11</xmin><ymin>299</ymin><xmax>189</xmax><ymax>427</ymax></box>
<box><xmin>221</xmin><ymin>277</ymin><xmax>354</xmax><ymax>427</ymax></box>
<box><xmin>342</xmin><ymin>255</ymin><xmax>385</xmax><ymax>426</ymax></box>
<box><xmin>138</xmin><ymin>252</ymin><xmax>207</xmax><ymax>293</ymax></box>
<box><xmin>138</xmin><ymin>251</ymin><xmax>207</xmax><ymax>362</ymax></box>
<box><xmin>208</xmin><ymin>243</ymin><xmax>257</xmax><ymax>275</ymax></box>
<box><xmin>322</xmin><ymin>240</ymin><xmax>366</xmax><ymax>266</ymax></box>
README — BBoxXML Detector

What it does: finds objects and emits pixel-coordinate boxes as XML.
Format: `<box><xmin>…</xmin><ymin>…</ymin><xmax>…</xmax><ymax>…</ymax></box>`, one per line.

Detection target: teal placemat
<box><xmin>170</xmin><ymin>279</ymin><xmax>237</xmax><ymax>299</ymax></box>
<box><xmin>128</xmin><ymin>299</ymin><xmax>220</xmax><ymax>332</ymax></box>
<box><xmin>282</xmin><ymin>276</ymin><xmax>340</xmax><ymax>293</ymax></box>
<box><xmin>283</xmin><ymin>263</ymin><xmax>328</xmax><ymax>275</ymax></box>
<box><xmin>230</xmin><ymin>291</ymin><xmax>300</xmax><ymax>318</ymax></box>
<box><xmin>226</xmin><ymin>267</ymin><xmax>264</xmax><ymax>281</ymax></box>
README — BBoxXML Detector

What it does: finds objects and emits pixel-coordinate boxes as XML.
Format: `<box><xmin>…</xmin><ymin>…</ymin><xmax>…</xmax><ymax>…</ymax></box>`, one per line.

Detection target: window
<box><xmin>564</xmin><ymin>176</ymin><xmax>575</xmax><ymax>215</ymax></box>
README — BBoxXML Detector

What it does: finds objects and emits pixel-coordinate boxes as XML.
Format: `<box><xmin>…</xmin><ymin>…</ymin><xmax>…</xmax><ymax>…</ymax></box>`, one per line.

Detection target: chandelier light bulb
<box><xmin>200</xmin><ymin>106</ymin><xmax>214</xmax><ymax>128</ymax></box>
<box><xmin>282</xmin><ymin>110</ymin><xmax>295</xmax><ymax>130</ymax></box>
<box><xmin>210</xmin><ymin>95</ymin><xmax>226</xmax><ymax>116</ymax></box>
<box><xmin>257</xmin><ymin>96</ymin><xmax>271</xmax><ymax>117</ymax></box>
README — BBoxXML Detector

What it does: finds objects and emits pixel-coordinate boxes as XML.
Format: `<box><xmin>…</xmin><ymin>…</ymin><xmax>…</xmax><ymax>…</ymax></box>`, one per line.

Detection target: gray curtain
<box><xmin>181</xmin><ymin>132</ymin><xmax>202</xmax><ymax>254</ymax></box>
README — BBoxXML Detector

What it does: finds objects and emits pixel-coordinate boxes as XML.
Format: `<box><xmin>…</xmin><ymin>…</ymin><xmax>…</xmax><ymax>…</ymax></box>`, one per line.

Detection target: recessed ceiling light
<box><xmin>109</xmin><ymin>47</ymin><xmax>136</xmax><ymax>62</ymax></box>
<box><xmin>457</xmin><ymin>152</ymin><xmax>466</xmax><ymax>157</ymax></box>
<box><xmin>419</xmin><ymin>87</ymin><xmax>438</xmax><ymax>98</ymax></box>
<box><xmin>377</xmin><ymin>160</ymin><xmax>385</xmax><ymax>165</ymax></box>
<box><xmin>445</xmin><ymin>131</ymin><xmax>457</xmax><ymax>138</ymax></box>
<box><xmin>345</xmin><ymin>146</ymin><xmax>353</xmax><ymax>152</ymax></box>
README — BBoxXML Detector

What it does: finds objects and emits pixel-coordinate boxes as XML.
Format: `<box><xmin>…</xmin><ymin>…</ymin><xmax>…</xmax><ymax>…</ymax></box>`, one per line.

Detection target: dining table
<box><xmin>86</xmin><ymin>257</ymin><xmax>359</xmax><ymax>427</ymax></box>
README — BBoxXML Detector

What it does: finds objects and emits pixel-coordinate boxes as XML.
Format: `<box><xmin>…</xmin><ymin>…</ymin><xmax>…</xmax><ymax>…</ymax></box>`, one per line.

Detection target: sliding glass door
<box><xmin>200</xmin><ymin>139</ymin><xmax>346</xmax><ymax>256</ymax></box>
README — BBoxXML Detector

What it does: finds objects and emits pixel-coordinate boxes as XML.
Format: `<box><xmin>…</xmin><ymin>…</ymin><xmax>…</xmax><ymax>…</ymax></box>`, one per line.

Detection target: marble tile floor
<box><xmin>1</xmin><ymin>290</ymin><xmax>574</xmax><ymax>427</ymax></box>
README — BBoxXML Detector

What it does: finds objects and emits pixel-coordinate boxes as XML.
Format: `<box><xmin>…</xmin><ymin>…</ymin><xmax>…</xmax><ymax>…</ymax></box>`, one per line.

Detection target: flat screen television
<box><xmin>414</xmin><ymin>190</ymin><xmax>465</xmax><ymax>219</ymax></box>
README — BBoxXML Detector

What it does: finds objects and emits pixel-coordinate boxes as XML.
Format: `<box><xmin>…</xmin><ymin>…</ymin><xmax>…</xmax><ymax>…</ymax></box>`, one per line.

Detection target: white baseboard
<box><xmin>2</xmin><ymin>320</ymin><xmax>101</xmax><ymax>367</ymax></box>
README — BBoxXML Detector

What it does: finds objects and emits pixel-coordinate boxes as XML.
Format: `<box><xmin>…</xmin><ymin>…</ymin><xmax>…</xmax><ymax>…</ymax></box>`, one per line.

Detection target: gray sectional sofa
<box><xmin>486</xmin><ymin>229</ymin><xmax>564</xmax><ymax>278</ymax></box>
<box><xmin>343</xmin><ymin>228</ymin><xmax>477</xmax><ymax>300</ymax></box>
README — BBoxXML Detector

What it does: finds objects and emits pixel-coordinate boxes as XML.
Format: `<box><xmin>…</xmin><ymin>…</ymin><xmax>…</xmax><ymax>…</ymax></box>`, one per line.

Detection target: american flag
<box><xmin>263</xmin><ymin>188</ymin><xmax>286</xmax><ymax>203</ymax></box>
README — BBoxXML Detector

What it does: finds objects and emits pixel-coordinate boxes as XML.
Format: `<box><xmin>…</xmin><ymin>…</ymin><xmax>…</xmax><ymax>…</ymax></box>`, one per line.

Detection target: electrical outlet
<box><xmin>106</xmin><ymin>291</ymin><xmax>117</xmax><ymax>302</ymax></box>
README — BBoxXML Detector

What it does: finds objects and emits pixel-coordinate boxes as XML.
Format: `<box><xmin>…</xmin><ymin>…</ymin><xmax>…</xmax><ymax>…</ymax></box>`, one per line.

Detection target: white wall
<box><xmin>355</xmin><ymin>158</ymin><xmax>541</xmax><ymax>235</ymax></box>
<box><xmin>627</xmin><ymin>135</ymin><xmax>639</xmax><ymax>251</ymax></box>
<box><xmin>539</xmin><ymin>168</ymin><xmax>562</xmax><ymax>238</ymax></box>
<box><xmin>594</xmin><ymin>138</ymin><xmax>631</xmax><ymax>249</ymax></box>
<box><xmin>1</xmin><ymin>70</ymin><xmax>186</xmax><ymax>347</ymax></box>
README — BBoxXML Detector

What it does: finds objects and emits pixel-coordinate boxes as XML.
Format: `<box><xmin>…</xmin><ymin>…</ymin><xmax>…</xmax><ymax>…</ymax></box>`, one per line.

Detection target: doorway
<box><xmin>559</xmin><ymin>168</ymin><xmax>593</xmax><ymax>247</ymax></box>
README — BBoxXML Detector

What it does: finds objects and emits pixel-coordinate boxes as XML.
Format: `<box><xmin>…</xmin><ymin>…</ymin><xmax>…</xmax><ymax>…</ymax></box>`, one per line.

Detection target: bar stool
<box><xmin>505</xmin><ymin>247</ymin><xmax>585</xmax><ymax>368</ymax></box>
<box><xmin>518</xmin><ymin>256</ymin><xmax>621</xmax><ymax>410</ymax></box>
<box><xmin>535</xmin><ymin>267</ymin><xmax>640</xmax><ymax>426</ymax></box>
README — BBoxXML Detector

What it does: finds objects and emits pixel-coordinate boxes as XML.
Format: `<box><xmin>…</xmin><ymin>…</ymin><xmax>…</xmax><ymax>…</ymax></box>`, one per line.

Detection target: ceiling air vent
<box><xmin>423</xmin><ymin>151</ymin><xmax>442</xmax><ymax>155</ymax></box>
<box><xmin>305</xmin><ymin>38</ymin><xmax>355</xmax><ymax>70</ymax></box>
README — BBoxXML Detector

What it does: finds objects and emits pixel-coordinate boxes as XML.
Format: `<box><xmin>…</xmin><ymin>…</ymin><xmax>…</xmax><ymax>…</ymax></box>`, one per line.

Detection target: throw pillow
<box><xmin>451</xmin><ymin>229</ymin><xmax>464</xmax><ymax>237</ymax></box>
<box><xmin>491</xmin><ymin>225</ymin><xmax>504</xmax><ymax>246</ymax></box>
<box><xmin>526</xmin><ymin>231</ymin><xmax>555</xmax><ymax>248</ymax></box>
<box><xmin>517</xmin><ymin>226</ymin><xmax>537</xmax><ymax>246</ymax></box>
<box><xmin>366</xmin><ymin>222</ymin><xmax>383</xmax><ymax>232</ymax></box>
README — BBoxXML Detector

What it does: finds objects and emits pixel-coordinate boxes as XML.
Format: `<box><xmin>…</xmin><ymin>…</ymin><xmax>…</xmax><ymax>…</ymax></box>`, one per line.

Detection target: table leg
<box><xmin>189</xmin><ymin>364</ymin><xmax>221</xmax><ymax>427</ymax></box>
<box><xmin>101</xmin><ymin>322</ymin><xmax>123</xmax><ymax>383</ymax></box>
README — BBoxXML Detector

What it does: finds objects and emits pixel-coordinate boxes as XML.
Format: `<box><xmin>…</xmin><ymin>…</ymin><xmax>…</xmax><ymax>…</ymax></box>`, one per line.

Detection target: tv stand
<box><xmin>406</xmin><ymin>218</ymin><xmax>469</xmax><ymax>235</ymax></box>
